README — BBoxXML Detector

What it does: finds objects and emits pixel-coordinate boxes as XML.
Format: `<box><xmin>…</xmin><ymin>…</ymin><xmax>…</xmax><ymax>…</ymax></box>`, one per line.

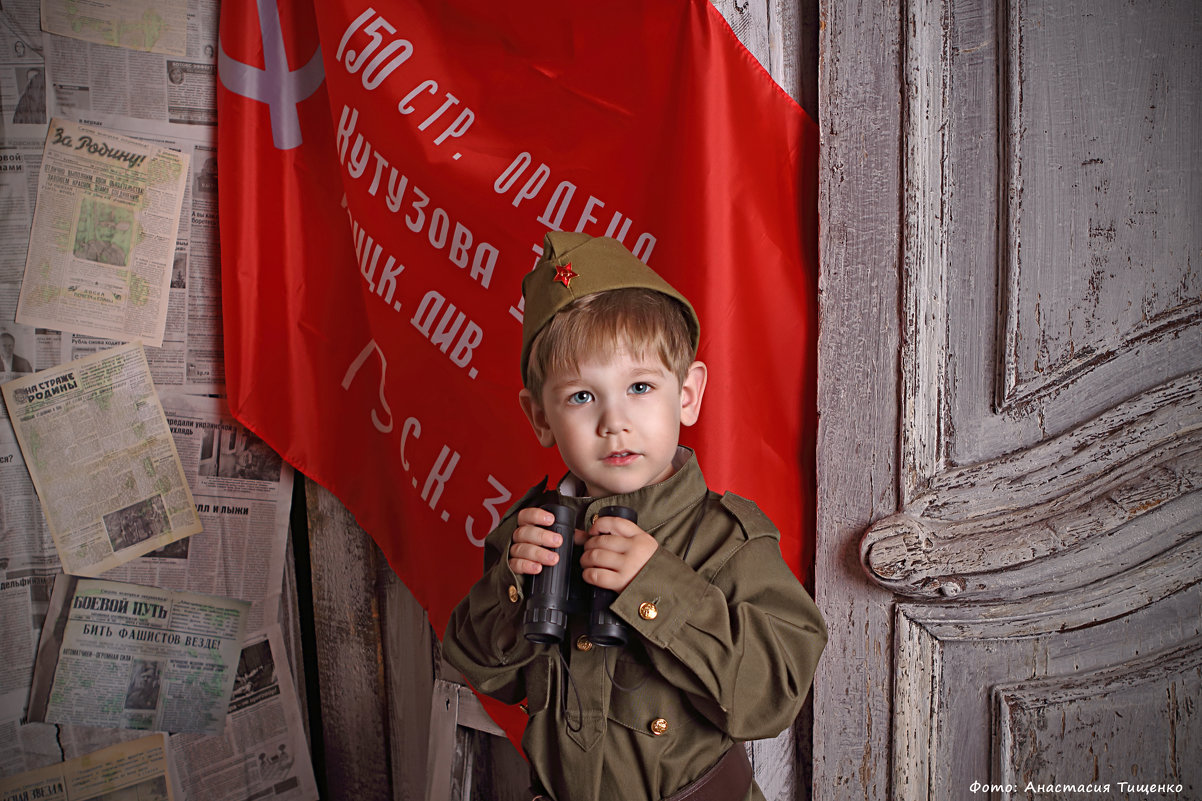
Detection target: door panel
<box><xmin>816</xmin><ymin>0</ymin><xmax>1201</xmax><ymax>797</ymax></box>
<box><xmin>894</xmin><ymin>539</ymin><xmax>1200</xmax><ymax>798</ymax></box>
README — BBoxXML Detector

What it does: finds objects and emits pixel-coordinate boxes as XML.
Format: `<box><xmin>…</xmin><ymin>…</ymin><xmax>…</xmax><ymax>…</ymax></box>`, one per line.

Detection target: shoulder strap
<box><xmin>719</xmin><ymin>492</ymin><xmax>781</xmax><ymax>541</ymax></box>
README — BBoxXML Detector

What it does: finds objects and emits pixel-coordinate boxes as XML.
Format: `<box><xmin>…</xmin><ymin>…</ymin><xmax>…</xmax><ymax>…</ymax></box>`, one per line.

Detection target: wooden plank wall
<box><xmin>810</xmin><ymin>0</ymin><xmax>901</xmax><ymax>797</ymax></box>
<box><xmin>304</xmin><ymin>477</ymin><xmax>529</xmax><ymax>800</ymax></box>
<box><xmin>297</xmin><ymin>2</ymin><xmax>820</xmax><ymax>799</ymax></box>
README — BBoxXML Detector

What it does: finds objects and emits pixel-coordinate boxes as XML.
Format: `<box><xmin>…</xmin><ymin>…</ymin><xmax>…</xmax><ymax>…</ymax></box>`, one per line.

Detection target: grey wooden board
<box><xmin>812</xmin><ymin>0</ymin><xmax>904</xmax><ymax>793</ymax></box>
<box><xmin>306</xmin><ymin>478</ymin><xmax>528</xmax><ymax>800</ymax></box>
<box><xmin>306</xmin><ymin>480</ymin><xmax>392</xmax><ymax>800</ymax></box>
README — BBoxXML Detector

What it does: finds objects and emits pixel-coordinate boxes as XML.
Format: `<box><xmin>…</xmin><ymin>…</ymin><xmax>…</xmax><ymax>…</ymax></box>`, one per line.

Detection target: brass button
<box><xmin>650</xmin><ymin>717</ymin><xmax>669</xmax><ymax>735</ymax></box>
<box><xmin>639</xmin><ymin>602</ymin><xmax>658</xmax><ymax>620</ymax></box>
<box><xmin>576</xmin><ymin>635</ymin><xmax>594</xmax><ymax>652</ymax></box>
<box><xmin>508</xmin><ymin>585</ymin><xmax>520</xmax><ymax>603</ymax></box>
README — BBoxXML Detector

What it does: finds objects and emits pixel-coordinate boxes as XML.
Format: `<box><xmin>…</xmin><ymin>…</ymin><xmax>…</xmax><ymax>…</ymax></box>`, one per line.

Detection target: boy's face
<box><xmin>519</xmin><ymin>345</ymin><xmax>706</xmax><ymax>498</ymax></box>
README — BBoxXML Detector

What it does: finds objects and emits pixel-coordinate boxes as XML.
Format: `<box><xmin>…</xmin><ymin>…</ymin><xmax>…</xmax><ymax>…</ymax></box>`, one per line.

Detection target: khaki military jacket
<box><xmin>443</xmin><ymin>449</ymin><xmax>827</xmax><ymax>801</ymax></box>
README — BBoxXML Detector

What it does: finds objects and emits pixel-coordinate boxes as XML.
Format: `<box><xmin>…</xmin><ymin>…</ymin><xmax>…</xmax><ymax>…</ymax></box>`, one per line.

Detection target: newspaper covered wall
<box><xmin>27</xmin><ymin>575</ymin><xmax>248</xmax><ymax>735</ymax></box>
<box><xmin>103</xmin><ymin>392</ymin><xmax>294</xmax><ymax>634</ymax></box>
<box><xmin>0</xmin><ymin>387</ymin><xmax>303</xmax><ymax>789</ymax></box>
<box><xmin>1</xmin><ymin>342</ymin><xmax>202</xmax><ymax>575</ymax></box>
<box><xmin>0</xmin><ymin>1</ymin><xmax>315</xmax><ymax>797</ymax></box>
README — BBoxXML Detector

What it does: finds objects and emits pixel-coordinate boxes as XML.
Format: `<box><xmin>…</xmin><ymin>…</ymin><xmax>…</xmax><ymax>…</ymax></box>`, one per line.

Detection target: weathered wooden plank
<box><xmin>463</xmin><ymin>728</ymin><xmax>530</xmax><ymax>801</ymax></box>
<box><xmin>279</xmin><ymin>525</ymin><xmax>311</xmax><ymax>746</ymax></box>
<box><xmin>427</xmin><ymin>680</ymin><xmax>461</xmax><ymax>801</ymax></box>
<box><xmin>306</xmin><ymin>480</ymin><xmax>391</xmax><ymax>800</ymax></box>
<box><xmin>711</xmin><ymin>0</ymin><xmax>772</xmax><ymax>75</ymax></box>
<box><xmin>812</xmin><ymin>0</ymin><xmax>905</xmax><ymax>798</ymax></box>
<box><xmin>381</xmin><ymin>565</ymin><xmax>435</xmax><ymax>800</ymax></box>
<box><xmin>768</xmin><ymin>0</ymin><xmax>817</xmax><ymax>117</ymax></box>
<box><xmin>899</xmin><ymin>0</ymin><xmax>953</xmax><ymax>504</ymax></box>
<box><xmin>893</xmin><ymin>610</ymin><xmax>940</xmax><ymax>800</ymax></box>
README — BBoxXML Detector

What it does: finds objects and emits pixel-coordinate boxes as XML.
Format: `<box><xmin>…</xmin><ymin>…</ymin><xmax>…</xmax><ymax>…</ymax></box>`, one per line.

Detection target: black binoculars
<box><xmin>523</xmin><ymin>503</ymin><xmax>636</xmax><ymax>647</ymax></box>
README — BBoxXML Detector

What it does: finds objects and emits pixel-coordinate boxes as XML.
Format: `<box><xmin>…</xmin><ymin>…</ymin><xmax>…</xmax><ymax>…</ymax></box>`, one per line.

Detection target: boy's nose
<box><xmin>597</xmin><ymin>403</ymin><xmax>630</xmax><ymax>436</ymax></box>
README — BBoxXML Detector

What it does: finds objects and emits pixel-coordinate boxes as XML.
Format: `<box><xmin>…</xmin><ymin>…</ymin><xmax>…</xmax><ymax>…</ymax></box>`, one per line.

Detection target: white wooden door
<box><xmin>814</xmin><ymin>0</ymin><xmax>1201</xmax><ymax>798</ymax></box>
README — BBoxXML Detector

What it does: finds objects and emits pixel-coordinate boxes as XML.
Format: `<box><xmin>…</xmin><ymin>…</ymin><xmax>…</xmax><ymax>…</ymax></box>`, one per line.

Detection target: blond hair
<box><xmin>525</xmin><ymin>288</ymin><xmax>696</xmax><ymax>398</ymax></box>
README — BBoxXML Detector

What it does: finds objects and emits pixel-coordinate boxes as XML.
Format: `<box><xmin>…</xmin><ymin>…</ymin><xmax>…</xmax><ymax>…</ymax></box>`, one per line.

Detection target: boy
<box><xmin>443</xmin><ymin>232</ymin><xmax>826</xmax><ymax>801</ymax></box>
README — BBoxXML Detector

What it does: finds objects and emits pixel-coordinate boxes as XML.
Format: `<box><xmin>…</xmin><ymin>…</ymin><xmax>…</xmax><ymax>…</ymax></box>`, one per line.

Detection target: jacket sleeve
<box><xmin>609</xmin><ymin>493</ymin><xmax>827</xmax><ymax>740</ymax></box>
<box><xmin>441</xmin><ymin>484</ymin><xmax>551</xmax><ymax>705</ymax></box>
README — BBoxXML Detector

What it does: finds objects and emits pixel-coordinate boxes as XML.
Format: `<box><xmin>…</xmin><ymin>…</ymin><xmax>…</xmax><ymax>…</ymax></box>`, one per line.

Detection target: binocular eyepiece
<box><xmin>522</xmin><ymin>504</ymin><xmax>575</xmax><ymax>644</ymax></box>
<box><xmin>523</xmin><ymin>503</ymin><xmax>636</xmax><ymax>647</ymax></box>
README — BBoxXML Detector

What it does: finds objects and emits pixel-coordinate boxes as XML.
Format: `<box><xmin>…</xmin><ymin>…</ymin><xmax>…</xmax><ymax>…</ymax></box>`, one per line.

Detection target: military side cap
<box><xmin>520</xmin><ymin>231</ymin><xmax>700</xmax><ymax>385</ymax></box>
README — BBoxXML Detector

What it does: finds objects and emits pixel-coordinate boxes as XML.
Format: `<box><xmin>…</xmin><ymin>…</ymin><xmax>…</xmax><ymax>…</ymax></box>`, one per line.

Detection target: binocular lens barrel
<box><xmin>523</xmin><ymin>504</ymin><xmax>575</xmax><ymax>643</ymax></box>
<box><xmin>589</xmin><ymin>505</ymin><xmax>637</xmax><ymax>647</ymax></box>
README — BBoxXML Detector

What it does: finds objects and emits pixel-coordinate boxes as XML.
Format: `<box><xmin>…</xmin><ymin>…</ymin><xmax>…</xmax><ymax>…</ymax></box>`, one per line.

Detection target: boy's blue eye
<box><xmin>629</xmin><ymin>382</ymin><xmax>652</xmax><ymax>395</ymax></box>
<box><xmin>568</xmin><ymin>390</ymin><xmax>593</xmax><ymax>404</ymax></box>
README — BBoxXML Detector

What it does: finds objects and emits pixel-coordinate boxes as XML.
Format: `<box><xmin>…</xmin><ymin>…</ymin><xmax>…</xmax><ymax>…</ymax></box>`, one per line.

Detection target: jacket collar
<box><xmin>555</xmin><ymin>446</ymin><xmax>707</xmax><ymax>535</ymax></box>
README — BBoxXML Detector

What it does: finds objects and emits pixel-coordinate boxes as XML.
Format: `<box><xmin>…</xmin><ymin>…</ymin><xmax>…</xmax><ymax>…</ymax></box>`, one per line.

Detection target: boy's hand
<box><xmin>508</xmin><ymin>506</ymin><xmax>583</xmax><ymax>576</ymax></box>
<box><xmin>580</xmin><ymin>514</ymin><xmax>658</xmax><ymax>593</ymax></box>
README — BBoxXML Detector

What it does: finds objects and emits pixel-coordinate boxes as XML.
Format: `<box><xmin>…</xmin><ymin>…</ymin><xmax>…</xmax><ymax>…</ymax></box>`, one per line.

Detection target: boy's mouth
<box><xmin>603</xmin><ymin>450</ymin><xmax>639</xmax><ymax>466</ymax></box>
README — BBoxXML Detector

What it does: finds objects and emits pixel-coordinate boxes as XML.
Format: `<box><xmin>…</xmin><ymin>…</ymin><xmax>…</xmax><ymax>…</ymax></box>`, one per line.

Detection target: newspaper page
<box><xmin>2</xmin><ymin>0</ymin><xmax>52</xmax><ymax>340</ymax></box>
<box><xmin>60</xmin><ymin>128</ymin><xmax>223</xmax><ymax>395</ymax></box>
<box><xmin>102</xmin><ymin>392</ymin><xmax>294</xmax><ymax>635</ymax></box>
<box><xmin>40</xmin><ymin>0</ymin><xmax>186</xmax><ymax>57</ymax></box>
<box><xmin>0</xmin><ymin>150</ymin><xmax>37</xmax><ymax>302</ymax></box>
<box><xmin>1</xmin><ymin>342</ymin><xmax>202</xmax><ymax>576</ymax></box>
<box><xmin>44</xmin><ymin>3</ymin><xmax>218</xmax><ymax>129</ymax></box>
<box><xmin>0</xmin><ymin>733</ymin><xmax>171</xmax><ymax>801</ymax></box>
<box><xmin>0</xmin><ymin>0</ymin><xmax>48</xmax><ymax>139</ymax></box>
<box><xmin>168</xmin><ymin>626</ymin><xmax>317</xmax><ymax>801</ymax></box>
<box><xmin>27</xmin><ymin>575</ymin><xmax>249</xmax><ymax>735</ymax></box>
<box><xmin>15</xmin><ymin>119</ymin><xmax>189</xmax><ymax>347</ymax></box>
<box><xmin>0</xmin><ymin>433</ymin><xmax>58</xmax><ymax>726</ymax></box>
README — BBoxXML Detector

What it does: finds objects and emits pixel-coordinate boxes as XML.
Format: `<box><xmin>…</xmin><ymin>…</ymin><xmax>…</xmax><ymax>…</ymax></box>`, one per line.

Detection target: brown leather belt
<box><xmin>664</xmin><ymin>744</ymin><xmax>753</xmax><ymax>801</ymax></box>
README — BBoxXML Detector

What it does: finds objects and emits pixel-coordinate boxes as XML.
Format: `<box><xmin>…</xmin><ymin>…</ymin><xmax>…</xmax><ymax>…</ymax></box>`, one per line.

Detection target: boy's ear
<box><xmin>679</xmin><ymin>360</ymin><xmax>708</xmax><ymax>427</ymax></box>
<box><xmin>518</xmin><ymin>388</ymin><xmax>557</xmax><ymax>448</ymax></box>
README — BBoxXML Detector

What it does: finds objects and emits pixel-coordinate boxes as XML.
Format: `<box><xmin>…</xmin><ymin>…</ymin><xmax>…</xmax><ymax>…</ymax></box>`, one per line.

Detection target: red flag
<box><xmin>219</xmin><ymin>0</ymin><xmax>816</xmax><ymax>747</ymax></box>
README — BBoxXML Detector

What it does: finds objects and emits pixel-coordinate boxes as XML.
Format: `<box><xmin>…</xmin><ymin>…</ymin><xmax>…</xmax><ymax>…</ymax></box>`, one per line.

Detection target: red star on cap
<box><xmin>554</xmin><ymin>262</ymin><xmax>578</xmax><ymax>287</ymax></box>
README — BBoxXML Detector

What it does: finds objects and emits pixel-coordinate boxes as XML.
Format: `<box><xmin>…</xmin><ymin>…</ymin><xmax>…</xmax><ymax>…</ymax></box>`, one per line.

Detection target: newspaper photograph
<box><xmin>15</xmin><ymin>119</ymin><xmax>189</xmax><ymax>347</ymax></box>
<box><xmin>0</xmin><ymin>323</ymin><xmax>69</xmax><ymax>389</ymax></box>
<box><xmin>168</xmin><ymin>626</ymin><xmax>317</xmax><ymax>801</ymax></box>
<box><xmin>0</xmin><ymin>0</ymin><xmax>48</xmax><ymax>134</ymax></box>
<box><xmin>0</xmin><ymin>733</ymin><xmax>171</xmax><ymax>801</ymax></box>
<box><xmin>1</xmin><ymin>342</ymin><xmax>202</xmax><ymax>576</ymax></box>
<box><xmin>103</xmin><ymin>392</ymin><xmax>294</xmax><ymax>635</ymax></box>
<box><xmin>27</xmin><ymin>575</ymin><xmax>249</xmax><ymax>735</ymax></box>
<box><xmin>40</xmin><ymin>0</ymin><xmax>187</xmax><ymax>57</ymax></box>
